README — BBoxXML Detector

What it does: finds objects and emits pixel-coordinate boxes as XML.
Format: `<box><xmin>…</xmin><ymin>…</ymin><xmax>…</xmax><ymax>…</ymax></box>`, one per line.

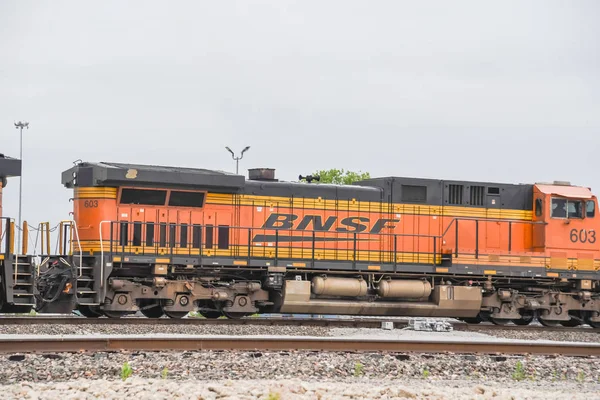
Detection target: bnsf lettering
<box><xmin>336</xmin><ymin>217</ymin><xmax>369</xmax><ymax>233</ymax></box>
<box><xmin>261</xmin><ymin>213</ymin><xmax>398</xmax><ymax>234</ymax></box>
<box><xmin>297</xmin><ymin>215</ymin><xmax>336</xmax><ymax>231</ymax></box>
<box><xmin>370</xmin><ymin>218</ymin><xmax>399</xmax><ymax>234</ymax></box>
<box><xmin>263</xmin><ymin>213</ymin><xmax>298</xmax><ymax>229</ymax></box>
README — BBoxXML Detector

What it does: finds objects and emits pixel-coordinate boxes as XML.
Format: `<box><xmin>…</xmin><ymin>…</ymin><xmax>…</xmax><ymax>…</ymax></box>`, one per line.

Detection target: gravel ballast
<box><xmin>1</xmin><ymin>350</ymin><xmax>599</xmax><ymax>384</ymax></box>
<box><xmin>1</xmin><ymin>377</ymin><xmax>598</xmax><ymax>399</ymax></box>
<box><xmin>479</xmin><ymin>328</ymin><xmax>600</xmax><ymax>343</ymax></box>
<box><xmin>1</xmin><ymin>323</ymin><xmax>599</xmax><ymax>398</ymax></box>
<box><xmin>0</xmin><ymin>323</ymin><xmax>332</xmax><ymax>337</ymax></box>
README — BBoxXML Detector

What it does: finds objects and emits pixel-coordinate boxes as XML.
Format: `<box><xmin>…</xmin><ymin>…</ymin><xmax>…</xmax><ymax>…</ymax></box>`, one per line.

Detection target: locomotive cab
<box><xmin>532</xmin><ymin>182</ymin><xmax>599</xmax><ymax>270</ymax></box>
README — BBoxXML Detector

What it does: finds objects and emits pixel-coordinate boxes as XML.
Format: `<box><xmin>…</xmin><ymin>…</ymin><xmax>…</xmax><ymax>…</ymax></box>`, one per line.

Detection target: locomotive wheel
<box><xmin>102</xmin><ymin>311</ymin><xmax>131</xmax><ymax>318</ymax></box>
<box><xmin>140</xmin><ymin>304</ymin><xmax>164</xmax><ymax>319</ymax></box>
<box><xmin>584</xmin><ymin>312</ymin><xmax>600</xmax><ymax>329</ymax></box>
<box><xmin>200</xmin><ymin>311</ymin><xmax>222</xmax><ymax>319</ymax></box>
<box><xmin>513</xmin><ymin>310</ymin><xmax>535</xmax><ymax>326</ymax></box>
<box><xmin>489</xmin><ymin>317</ymin><xmax>511</xmax><ymax>326</ymax></box>
<box><xmin>222</xmin><ymin>311</ymin><xmax>252</xmax><ymax>319</ymax></box>
<box><xmin>163</xmin><ymin>311</ymin><xmax>189</xmax><ymax>319</ymax></box>
<box><xmin>587</xmin><ymin>320</ymin><xmax>600</xmax><ymax>329</ymax></box>
<box><xmin>538</xmin><ymin>318</ymin><xmax>561</xmax><ymax>327</ymax></box>
<box><xmin>461</xmin><ymin>313</ymin><xmax>484</xmax><ymax>324</ymax></box>
<box><xmin>78</xmin><ymin>305</ymin><xmax>102</xmax><ymax>318</ymax></box>
<box><xmin>561</xmin><ymin>318</ymin><xmax>582</xmax><ymax>327</ymax></box>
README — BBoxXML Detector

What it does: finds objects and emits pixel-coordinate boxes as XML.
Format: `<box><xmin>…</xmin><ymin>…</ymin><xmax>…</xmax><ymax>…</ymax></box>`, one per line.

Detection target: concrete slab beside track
<box><xmin>0</xmin><ymin>334</ymin><xmax>598</xmax><ymax>357</ymax></box>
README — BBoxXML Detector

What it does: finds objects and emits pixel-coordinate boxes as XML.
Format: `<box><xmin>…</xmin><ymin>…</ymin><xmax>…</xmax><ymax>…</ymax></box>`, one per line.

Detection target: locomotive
<box><xmin>2</xmin><ymin>158</ymin><xmax>600</xmax><ymax>327</ymax></box>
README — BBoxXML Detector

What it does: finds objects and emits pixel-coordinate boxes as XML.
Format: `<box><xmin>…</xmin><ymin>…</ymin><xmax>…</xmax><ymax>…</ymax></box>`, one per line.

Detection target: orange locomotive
<box><xmin>33</xmin><ymin>160</ymin><xmax>600</xmax><ymax>327</ymax></box>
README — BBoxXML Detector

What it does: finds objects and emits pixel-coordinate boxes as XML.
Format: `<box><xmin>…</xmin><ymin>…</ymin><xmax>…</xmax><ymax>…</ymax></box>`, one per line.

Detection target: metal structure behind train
<box><xmin>0</xmin><ymin>154</ymin><xmax>36</xmax><ymax>313</ymax></box>
<box><xmin>11</xmin><ymin>159</ymin><xmax>600</xmax><ymax>327</ymax></box>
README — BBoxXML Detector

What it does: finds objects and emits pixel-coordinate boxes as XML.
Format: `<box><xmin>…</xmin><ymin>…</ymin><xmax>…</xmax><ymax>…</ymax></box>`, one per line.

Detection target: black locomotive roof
<box><xmin>62</xmin><ymin>161</ymin><xmax>245</xmax><ymax>190</ymax></box>
<box><xmin>0</xmin><ymin>154</ymin><xmax>21</xmax><ymax>178</ymax></box>
<box><xmin>61</xmin><ymin>161</ymin><xmax>533</xmax><ymax>210</ymax></box>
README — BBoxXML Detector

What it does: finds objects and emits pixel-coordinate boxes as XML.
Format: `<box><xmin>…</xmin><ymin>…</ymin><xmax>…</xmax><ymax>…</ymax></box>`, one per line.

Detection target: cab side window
<box><xmin>586</xmin><ymin>200</ymin><xmax>596</xmax><ymax>218</ymax></box>
<box><xmin>551</xmin><ymin>198</ymin><xmax>567</xmax><ymax>218</ymax></box>
<box><xmin>551</xmin><ymin>198</ymin><xmax>584</xmax><ymax>219</ymax></box>
<box><xmin>567</xmin><ymin>200</ymin><xmax>583</xmax><ymax>219</ymax></box>
<box><xmin>535</xmin><ymin>198</ymin><xmax>543</xmax><ymax>217</ymax></box>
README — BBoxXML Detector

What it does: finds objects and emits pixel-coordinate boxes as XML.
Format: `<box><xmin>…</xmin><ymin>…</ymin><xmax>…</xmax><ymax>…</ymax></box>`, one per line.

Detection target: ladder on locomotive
<box><xmin>12</xmin><ymin>255</ymin><xmax>35</xmax><ymax>308</ymax></box>
<box><xmin>0</xmin><ymin>219</ymin><xmax>35</xmax><ymax>310</ymax></box>
<box><xmin>56</xmin><ymin>221</ymin><xmax>97</xmax><ymax>306</ymax></box>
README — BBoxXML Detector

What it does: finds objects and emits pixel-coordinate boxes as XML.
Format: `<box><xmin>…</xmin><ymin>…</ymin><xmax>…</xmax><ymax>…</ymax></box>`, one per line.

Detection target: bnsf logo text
<box><xmin>262</xmin><ymin>213</ymin><xmax>399</xmax><ymax>233</ymax></box>
<box><xmin>252</xmin><ymin>213</ymin><xmax>399</xmax><ymax>242</ymax></box>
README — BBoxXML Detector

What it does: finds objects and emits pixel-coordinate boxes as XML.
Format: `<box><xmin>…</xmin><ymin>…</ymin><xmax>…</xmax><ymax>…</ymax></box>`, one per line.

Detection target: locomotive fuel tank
<box><xmin>377</xmin><ymin>279</ymin><xmax>432</xmax><ymax>299</ymax></box>
<box><xmin>311</xmin><ymin>276</ymin><xmax>368</xmax><ymax>297</ymax></box>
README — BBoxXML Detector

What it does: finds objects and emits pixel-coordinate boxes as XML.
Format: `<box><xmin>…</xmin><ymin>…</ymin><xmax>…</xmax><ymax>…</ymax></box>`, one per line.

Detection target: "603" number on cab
<box><xmin>570</xmin><ymin>228</ymin><xmax>596</xmax><ymax>244</ymax></box>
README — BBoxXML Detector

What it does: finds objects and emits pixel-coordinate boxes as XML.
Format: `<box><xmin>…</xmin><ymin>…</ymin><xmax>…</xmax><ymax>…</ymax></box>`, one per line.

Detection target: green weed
<box><xmin>354</xmin><ymin>362</ymin><xmax>364</xmax><ymax>377</ymax></box>
<box><xmin>121</xmin><ymin>361</ymin><xmax>133</xmax><ymax>381</ymax></box>
<box><xmin>512</xmin><ymin>361</ymin><xmax>525</xmax><ymax>381</ymax></box>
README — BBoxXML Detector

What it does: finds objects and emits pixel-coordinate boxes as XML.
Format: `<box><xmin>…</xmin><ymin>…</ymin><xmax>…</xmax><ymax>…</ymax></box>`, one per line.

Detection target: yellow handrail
<box><xmin>59</xmin><ymin>222</ymin><xmax>64</xmax><ymax>255</ymax></box>
<box><xmin>8</xmin><ymin>221</ymin><xmax>14</xmax><ymax>255</ymax></box>
<box><xmin>34</xmin><ymin>222</ymin><xmax>51</xmax><ymax>255</ymax></box>
<box><xmin>21</xmin><ymin>221</ymin><xmax>28</xmax><ymax>255</ymax></box>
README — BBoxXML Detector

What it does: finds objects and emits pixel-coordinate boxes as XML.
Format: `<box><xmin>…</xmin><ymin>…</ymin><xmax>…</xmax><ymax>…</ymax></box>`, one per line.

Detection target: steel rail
<box><xmin>0</xmin><ymin>316</ymin><xmax>597</xmax><ymax>334</ymax></box>
<box><xmin>0</xmin><ymin>335</ymin><xmax>598</xmax><ymax>357</ymax></box>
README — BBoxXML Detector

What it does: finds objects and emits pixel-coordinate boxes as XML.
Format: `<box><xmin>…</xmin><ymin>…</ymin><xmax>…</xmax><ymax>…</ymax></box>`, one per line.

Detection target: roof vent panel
<box><xmin>248</xmin><ymin>168</ymin><xmax>277</xmax><ymax>181</ymax></box>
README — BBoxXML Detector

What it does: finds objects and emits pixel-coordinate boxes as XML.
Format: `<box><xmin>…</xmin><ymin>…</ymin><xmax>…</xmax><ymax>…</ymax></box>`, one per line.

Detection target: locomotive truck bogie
<box><xmin>98</xmin><ymin>274</ymin><xmax>269</xmax><ymax>318</ymax></box>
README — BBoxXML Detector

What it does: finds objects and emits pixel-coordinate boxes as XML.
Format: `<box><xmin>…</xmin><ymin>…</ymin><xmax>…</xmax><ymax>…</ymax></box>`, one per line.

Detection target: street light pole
<box><xmin>14</xmin><ymin>121</ymin><xmax>29</xmax><ymax>254</ymax></box>
<box><xmin>225</xmin><ymin>146</ymin><xmax>250</xmax><ymax>174</ymax></box>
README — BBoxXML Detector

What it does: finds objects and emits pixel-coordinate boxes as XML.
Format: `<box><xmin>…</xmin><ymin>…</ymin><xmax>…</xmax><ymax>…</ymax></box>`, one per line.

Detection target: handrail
<box><xmin>59</xmin><ymin>220</ymin><xmax>83</xmax><ymax>277</ymax></box>
<box><xmin>99</xmin><ymin>220</ymin><xmax>445</xmax><ymax>267</ymax></box>
<box><xmin>98</xmin><ymin>217</ymin><xmax>544</xmax><ymax>244</ymax></box>
<box><xmin>40</xmin><ymin>222</ymin><xmax>50</xmax><ymax>255</ymax></box>
<box><xmin>95</xmin><ymin>215</ymin><xmax>547</xmax><ymax>271</ymax></box>
<box><xmin>99</xmin><ymin>220</ymin><xmax>111</xmax><ymax>288</ymax></box>
<box><xmin>6</xmin><ymin>218</ymin><xmax>18</xmax><ymax>289</ymax></box>
<box><xmin>440</xmin><ymin>216</ymin><xmax>546</xmax><ymax>239</ymax></box>
<box><xmin>9</xmin><ymin>219</ymin><xmax>15</xmax><ymax>256</ymax></box>
<box><xmin>439</xmin><ymin>216</ymin><xmax>547</xmax><ymax>259</ymax></box>
<box><xmin>0</xmin><ymin>217</ymin><xmax>10</xmax><ymax>256</ymax></box>
<box><xmin>21</xmin><ymin>221</ymin><xmax>28</xmax><ymax>255</ymax></box>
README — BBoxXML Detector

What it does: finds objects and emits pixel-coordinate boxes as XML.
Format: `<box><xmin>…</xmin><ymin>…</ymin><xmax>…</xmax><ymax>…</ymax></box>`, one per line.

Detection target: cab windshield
<box><xmin>551</xmin><ymin>197</ymin><xmax>583</xmax><ymax>219</ymax></box>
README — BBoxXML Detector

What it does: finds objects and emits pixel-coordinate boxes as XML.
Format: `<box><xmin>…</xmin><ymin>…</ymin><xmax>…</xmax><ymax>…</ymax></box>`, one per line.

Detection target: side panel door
<box><xmin>532</xmin><ymin>196</ymin><xmax>545</xmax><ymax>250</ymax></box>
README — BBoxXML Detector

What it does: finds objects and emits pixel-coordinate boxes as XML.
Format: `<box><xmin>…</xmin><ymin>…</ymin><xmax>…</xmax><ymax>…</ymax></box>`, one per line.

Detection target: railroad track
<box><xmin>0</xmin><ymin>315</ymin><xmax>597</xmax><ymax>334</ymax></box>
<box><xmin>0</xmin><ymin>334</ymin><xmax>598</xmax><ymax>357</ymax></box>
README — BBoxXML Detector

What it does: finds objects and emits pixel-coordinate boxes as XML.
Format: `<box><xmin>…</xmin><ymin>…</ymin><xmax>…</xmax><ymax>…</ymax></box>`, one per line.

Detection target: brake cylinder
<box><xmin>377</xmin><ymin>280</ymin><xmax>432</xmax><ymax>299</ymax></box>
<box><xmin>311</xmin><ymin>276</ymin><xmax>368</xmax><ymax>297</ymax></box>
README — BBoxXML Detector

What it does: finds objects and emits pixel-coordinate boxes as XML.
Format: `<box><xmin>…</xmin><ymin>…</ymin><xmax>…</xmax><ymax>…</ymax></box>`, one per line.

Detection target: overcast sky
<box><xmin>1</xmin><ymin>0</ymin><xmax>599</xmax><ymax>239</ymax></box>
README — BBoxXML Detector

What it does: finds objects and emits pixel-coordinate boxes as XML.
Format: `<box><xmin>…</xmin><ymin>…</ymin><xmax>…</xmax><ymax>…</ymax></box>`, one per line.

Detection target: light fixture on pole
<box><xmin>225</xmin><ymin>146</ymin><xmax>250</xmax><ymax>174</ymax></box>
<box><xmin>14</xmin><ymin>121</ymin><xmax>29</xmax><ymax>254</ymax></box>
